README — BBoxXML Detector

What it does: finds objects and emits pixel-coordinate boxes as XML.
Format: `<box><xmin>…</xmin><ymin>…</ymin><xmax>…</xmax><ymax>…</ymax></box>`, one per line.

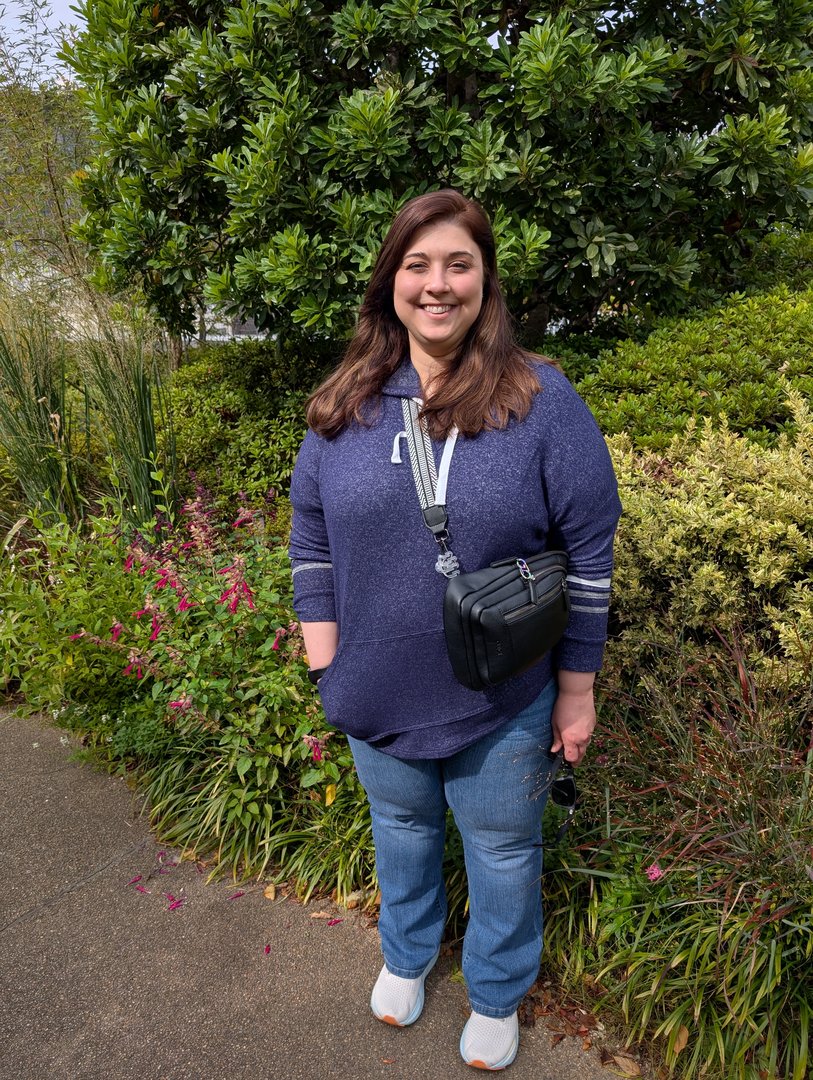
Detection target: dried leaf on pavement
<box><xmin>609</xmin><ymin>1053</ymin><xmax>641</xmax><ymax>1076</ymax></box>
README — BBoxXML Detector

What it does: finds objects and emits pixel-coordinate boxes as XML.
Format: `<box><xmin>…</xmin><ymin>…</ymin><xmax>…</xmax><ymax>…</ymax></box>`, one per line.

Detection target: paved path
<box><xmin>0</xmin><ymin>711</ymin><xmax>646</xmax><ymax>1080</ymax></box>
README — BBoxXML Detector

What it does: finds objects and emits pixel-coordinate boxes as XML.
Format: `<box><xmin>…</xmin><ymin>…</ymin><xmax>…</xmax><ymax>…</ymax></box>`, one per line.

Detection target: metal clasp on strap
<box><xmin>422</xmin><ymin>505</ymin><xmax>460</xmax><ymax>577</ymax></box>
<box><xmin>516</xmin><ymin>558</ymin><xmax>538</xmax><ymax>603</ymax></box>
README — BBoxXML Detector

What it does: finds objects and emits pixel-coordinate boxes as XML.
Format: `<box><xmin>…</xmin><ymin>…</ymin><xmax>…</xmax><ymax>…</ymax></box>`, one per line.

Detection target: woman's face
<box><xmin>392</xmin><ymin>219</ymin><xmax>485</xmax><ymax>364</ymax></box>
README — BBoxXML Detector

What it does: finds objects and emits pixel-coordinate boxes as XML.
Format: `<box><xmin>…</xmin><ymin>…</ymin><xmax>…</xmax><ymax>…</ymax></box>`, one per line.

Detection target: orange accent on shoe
<box><xmin>382</xmin><ymin>1016</ymin><xmax>402</xmax><ymax>1027</ymax></box>
<box><xmin>468</xmin><ymin>1061</ymin><xmax>505</xmax><ymax>1071</ymax></box>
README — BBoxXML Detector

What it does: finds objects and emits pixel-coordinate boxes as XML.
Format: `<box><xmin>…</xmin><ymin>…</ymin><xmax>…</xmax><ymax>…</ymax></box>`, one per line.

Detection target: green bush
<box><xmin>170</xmin><ymin>338</ymin><xmax>331</xmax><ymax>508</ymax></box>
<box><xmin>574</xmin><ymin>286</ymin><xmax>813</xmax><ymax>449</ymax></box>
<box><xmin>0</xmin><ymin>492</ymin><xmax>369</xmax><ymax>889</ymax></box>
<box><xmin>541</xmin><ymin>230</ymin><xmax>813</xmax><ymax>388</ymax></box>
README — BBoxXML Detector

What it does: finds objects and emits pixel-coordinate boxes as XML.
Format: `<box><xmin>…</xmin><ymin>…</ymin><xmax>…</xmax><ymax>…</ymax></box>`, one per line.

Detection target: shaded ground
<box><xmin>0</xmin><ymin>711</ymin><xmax>650</xmax><ymax>1080</ymax></box>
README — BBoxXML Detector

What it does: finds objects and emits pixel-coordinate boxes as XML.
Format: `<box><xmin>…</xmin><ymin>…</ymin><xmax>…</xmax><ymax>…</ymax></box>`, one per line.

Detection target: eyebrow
<box><xmin>402</xmin><ymin>249</ymin><xmax>476</xmax><ymax>260</ymax></box>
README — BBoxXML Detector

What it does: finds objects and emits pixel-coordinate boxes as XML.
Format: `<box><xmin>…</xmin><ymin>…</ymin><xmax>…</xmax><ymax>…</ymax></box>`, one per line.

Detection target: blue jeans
<box><xmin>348</xmin><ymin>679</ymin><xmax>559</xmax><ymax>1019</ymax></box>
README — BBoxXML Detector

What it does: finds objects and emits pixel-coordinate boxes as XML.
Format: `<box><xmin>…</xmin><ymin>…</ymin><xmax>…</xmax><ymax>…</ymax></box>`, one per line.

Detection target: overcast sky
<box><xmin>1</xmin><ymin>0</ymin><xmax>86</xmax><ymax>72</ymax></box>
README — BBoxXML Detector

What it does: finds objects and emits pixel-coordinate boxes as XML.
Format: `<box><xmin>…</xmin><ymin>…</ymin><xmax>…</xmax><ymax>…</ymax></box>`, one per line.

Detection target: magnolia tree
<box><xmin>65</xmin><ymin>0</ymin><xmax>813</xmax><ymax>345</ymax></box>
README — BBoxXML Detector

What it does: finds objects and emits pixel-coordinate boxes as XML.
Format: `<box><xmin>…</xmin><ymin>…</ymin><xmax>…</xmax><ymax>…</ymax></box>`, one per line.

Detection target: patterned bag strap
<box><xmin>400</xmin><ymin>397</ymin><xmax>461</xmax><ymax>578</ymax></box>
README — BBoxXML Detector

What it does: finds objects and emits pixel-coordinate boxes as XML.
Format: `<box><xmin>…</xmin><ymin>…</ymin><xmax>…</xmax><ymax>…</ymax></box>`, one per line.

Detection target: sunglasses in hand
<box><xmin>547</xmin><ymin>757</ymin><xmax>579</xmax><ymax>842</ymax></box>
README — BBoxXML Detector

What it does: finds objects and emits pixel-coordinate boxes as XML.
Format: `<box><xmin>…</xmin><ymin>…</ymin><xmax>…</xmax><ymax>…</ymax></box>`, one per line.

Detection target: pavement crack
<box><xmin>0</xmin><ymin>836</ymin><xmax>152</xmax><ymax>934</ymax></box>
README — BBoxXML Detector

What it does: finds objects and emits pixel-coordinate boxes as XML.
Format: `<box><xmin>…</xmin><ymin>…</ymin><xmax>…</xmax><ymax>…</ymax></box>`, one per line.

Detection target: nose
<box><xmin>425</xmin><ymin>264</ymin><xmax>450</xmax><ymax>294</ymax></box>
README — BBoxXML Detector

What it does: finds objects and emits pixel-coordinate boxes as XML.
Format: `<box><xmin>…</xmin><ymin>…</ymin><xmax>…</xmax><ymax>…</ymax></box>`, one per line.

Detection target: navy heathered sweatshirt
<box><xmin>289</xmin><ymin>359</ymin><xmax>622</xmax><ymax>759</ymax></box>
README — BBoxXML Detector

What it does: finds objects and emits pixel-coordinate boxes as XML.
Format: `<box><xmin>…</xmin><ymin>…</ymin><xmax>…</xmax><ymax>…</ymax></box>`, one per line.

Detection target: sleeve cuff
<box><xmin>292</xmin><ymin>563</ymin><xmax>336</xmax><ymax>622</ymax></box>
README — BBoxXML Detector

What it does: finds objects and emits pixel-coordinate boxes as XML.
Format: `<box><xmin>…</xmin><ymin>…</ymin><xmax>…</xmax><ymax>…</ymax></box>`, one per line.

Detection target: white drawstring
<box><xmin>391</xmin><ymin>430</ymin><xmax>406</xmax><ymax>464</ymax></box>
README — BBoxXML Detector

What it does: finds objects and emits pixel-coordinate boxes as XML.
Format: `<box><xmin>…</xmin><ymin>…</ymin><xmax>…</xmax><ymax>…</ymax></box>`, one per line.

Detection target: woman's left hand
<box><xmin>550</xmin><ymin>671</ymin><xmax>597</xmax><ymax>765</ymax></box>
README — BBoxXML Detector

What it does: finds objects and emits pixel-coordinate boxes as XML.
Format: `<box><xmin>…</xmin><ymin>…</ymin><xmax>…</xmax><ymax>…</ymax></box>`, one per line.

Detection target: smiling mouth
<box><xmin>421</xmin><ymin>304</ymin><xmax>455</xmax><ymax>314</ymax></box>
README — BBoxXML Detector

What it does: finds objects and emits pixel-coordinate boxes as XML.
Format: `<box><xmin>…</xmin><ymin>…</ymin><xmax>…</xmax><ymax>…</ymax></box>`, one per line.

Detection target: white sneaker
<box><xmin>369</xmin><ymin>950</ymin><xmax>440</xmax><ymax>1026</ymax></box>
<box><xmin>460</xmin><ymin>1010</ymin><xmax>519</xmax><ymax>1070</ymax></box>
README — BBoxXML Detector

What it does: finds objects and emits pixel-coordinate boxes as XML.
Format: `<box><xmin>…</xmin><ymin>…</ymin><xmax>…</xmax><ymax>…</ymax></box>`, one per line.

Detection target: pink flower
<box><xmin>303</xmin><ymin>734</ymin><xmax>330</xmax><ymax>764</ymax></box>
<box><xmin>123</xmin><ymin>661</ymin><xmax>143</xmax><ymax>678</ymax></box>
<box><xmin>68</xmin><ymin>631</ymin><xmax>85</xmax><ymax>640</ymax></box>
<box><xmin>645</xmin><ymin>863</ymin><xmax>664</xmax><ymax>882</ymax></box>
<box><xmin>110</xmin><ymin>622</ymin><xmax>124</xmax><ymax>643</ymax></box>
<box><xmin>270</xmin><ymin>626</ymin><xmax>286</xmax><ymax>651</ymax></box>
<box><xmin>217</xmin><ymin>562</ymin><xmax>255</xmax><ymax>614</ymax></box>
<box><xmin>154</xmin><ymin>568</ymin><xmax>181</xmax><ymax>592</ymax></box>
<box><xmin>149</xmin><ymin>613</ymin><xmax>162</xmax><ymax>641</ymax></box>
<box><xmin>169</xmin><ymin>695</ymin><xmax>192</xmax><ymax>711</ymax></box>
<box><xmin>177</xmin><ymin>595</ymin><xmax>196</xmax><ymax>613</ymax></box>
<box><xmin>133</xmin><ymin>608</ymin><xmax>148</xmax><ymax>620</ymax></box>
<box><xmin>124</xmin><ymin>553</ymin><xmax>135</xmax><ymax>572</ymax></box>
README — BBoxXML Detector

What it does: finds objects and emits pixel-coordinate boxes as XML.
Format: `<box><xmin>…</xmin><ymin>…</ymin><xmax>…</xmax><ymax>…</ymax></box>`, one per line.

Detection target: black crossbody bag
<box><xmin>400</xmin><ymin>399</ymin><xmax>570</xmax><ymax>692</ymax></box>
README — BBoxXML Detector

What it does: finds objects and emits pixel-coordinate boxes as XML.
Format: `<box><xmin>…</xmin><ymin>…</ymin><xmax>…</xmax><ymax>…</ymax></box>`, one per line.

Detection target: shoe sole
<box><xmin>370</xmin><ymin>950</ymin><xmax>440</xmax><ymax>1027</ymax></box>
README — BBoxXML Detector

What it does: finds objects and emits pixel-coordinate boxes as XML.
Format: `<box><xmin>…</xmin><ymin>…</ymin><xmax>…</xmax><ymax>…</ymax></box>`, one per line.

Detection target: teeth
<box><xmin>423</xmin><ymin>305</ymin><xmax>452</xmax><ymax>313</ymax></box>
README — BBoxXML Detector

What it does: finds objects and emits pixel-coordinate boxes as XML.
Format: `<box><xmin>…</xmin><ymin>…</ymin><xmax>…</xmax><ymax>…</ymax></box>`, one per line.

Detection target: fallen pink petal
<box><xmin>327</xmin><ymin>918</ymin><xmax>344</xmax><ymax>927</ymax></box>
<box><xmin>126</xmin><ymin>875</ymin><xmax>142</xmax><ymax>886</ymax></box>
<box><xmin>264</xmin><ymin>944</ymin><xmax>271</xmax><ymax>955</ymax></box>
<box><xmin>168</xmin><ymin>899</ymin><xmax>184</xmax><ymax>911</ymax></box>
<box><xmin>134</xmin><ymin>885</ymin><xmax>150</xmax><ymax>894</ymax></box>
<box><xmin>227</xmin><ymin>891</ymin><xmax>245</xmax><ymax>900</ymax></box>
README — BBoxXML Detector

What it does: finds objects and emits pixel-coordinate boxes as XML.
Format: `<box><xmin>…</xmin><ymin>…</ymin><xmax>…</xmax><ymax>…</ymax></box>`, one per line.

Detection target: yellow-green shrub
<box><xmin>607</xmin><ymin>388</ymin><xmax>812</xmax><ymax>686</ymax></box>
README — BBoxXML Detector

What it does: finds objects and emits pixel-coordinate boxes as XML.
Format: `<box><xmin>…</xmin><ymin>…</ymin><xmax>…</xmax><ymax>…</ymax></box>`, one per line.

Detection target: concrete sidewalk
<box><xmin>0</xmin><ymin>711</ymin><xmax>646</xmax><ymax>1080</ymax></box>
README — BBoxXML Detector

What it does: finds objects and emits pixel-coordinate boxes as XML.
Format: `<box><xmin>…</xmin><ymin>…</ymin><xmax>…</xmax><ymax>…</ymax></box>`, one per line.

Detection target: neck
<box><xmin>410</xmin><ymin>348</ymin><xmax>454</xmax><ymax>398</ymax></box>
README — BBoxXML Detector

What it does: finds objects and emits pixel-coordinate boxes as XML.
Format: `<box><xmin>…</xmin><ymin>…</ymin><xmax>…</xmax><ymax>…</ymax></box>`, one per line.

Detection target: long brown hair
<box><xmin>306</xmin><ymin>189</ymin><xmax>548</xmax><ymax>439</ymax></box>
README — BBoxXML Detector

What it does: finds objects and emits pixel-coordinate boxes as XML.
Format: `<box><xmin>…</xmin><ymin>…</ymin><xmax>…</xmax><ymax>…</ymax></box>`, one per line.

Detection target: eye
<box><xmin>404</xmin><ymin>262</ymin><xmax>427</xmax><ymax>272</ymax></box>
<box><xmin>450</xmin><ymin>261</ymin><xmax>471</xmax><ymax>271</ymax></box>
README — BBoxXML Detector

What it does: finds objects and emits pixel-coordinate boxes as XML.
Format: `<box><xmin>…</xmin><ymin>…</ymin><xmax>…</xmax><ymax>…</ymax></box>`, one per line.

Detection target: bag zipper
<box><xmin>502</xmin><ymin>578</ymin><xmax>566</xmax><ymax>623</ymax></box>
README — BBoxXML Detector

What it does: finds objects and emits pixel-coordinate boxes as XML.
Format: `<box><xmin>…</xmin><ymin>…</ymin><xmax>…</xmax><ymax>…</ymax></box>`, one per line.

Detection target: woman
<box><xmin>289</xmin><ymin>190</ymin><xmax>621</xmax><ymax>1071</ymax></box>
